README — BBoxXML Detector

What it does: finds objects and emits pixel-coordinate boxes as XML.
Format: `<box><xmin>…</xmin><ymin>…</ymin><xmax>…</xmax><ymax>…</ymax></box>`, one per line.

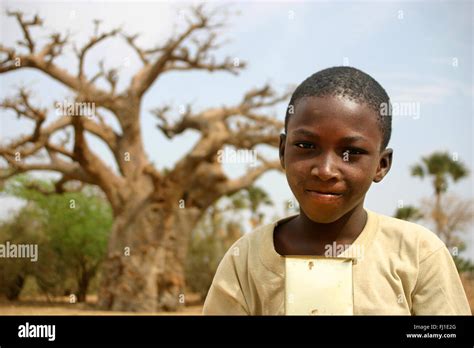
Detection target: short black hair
<box><xmin>285</xmin><ymin>66</ymin><xmax>392</xmax><ymax>151</ymax></box>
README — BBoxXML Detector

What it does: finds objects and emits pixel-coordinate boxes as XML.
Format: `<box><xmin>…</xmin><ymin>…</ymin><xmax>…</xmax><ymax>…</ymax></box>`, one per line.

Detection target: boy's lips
<box><xmin>305</xmin><ymin>188</ymin><xmax>345</xmax><ymax>195</ymax></box>
<box><xmin>304</xmin><ymin>189</ymin><xmax>344</xmax><ymax>202</ymax></box>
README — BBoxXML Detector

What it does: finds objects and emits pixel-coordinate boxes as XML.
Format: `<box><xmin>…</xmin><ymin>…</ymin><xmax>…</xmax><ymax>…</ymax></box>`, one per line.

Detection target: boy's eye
<box><xmin>343</xmin><ymin>148</ymin><xmax>366</xmax><ymax>156</ymax></box>
<box><xmin>294</xmin><ymin>142</ymin><xmax>315</xmax><ymax>149</ymax></box>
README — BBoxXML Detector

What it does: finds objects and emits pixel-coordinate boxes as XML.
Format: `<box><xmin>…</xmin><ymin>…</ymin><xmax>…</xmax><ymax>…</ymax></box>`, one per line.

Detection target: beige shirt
<box><xmin>203</xmin><ymin>209</ymin><xmax>471</xmax><ymax>315</ymax></box>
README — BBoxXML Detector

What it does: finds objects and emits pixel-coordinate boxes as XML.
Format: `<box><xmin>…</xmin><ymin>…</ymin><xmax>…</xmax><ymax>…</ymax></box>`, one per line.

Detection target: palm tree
<box><xmin>394</xmin><ymin>205</ymin><xmax>423</xmax><ymax>222</ymax></box>
<box><xmin>411</xmin><ymin>151</ymin><xmax>469</xmax><ymax>236</ymax></box>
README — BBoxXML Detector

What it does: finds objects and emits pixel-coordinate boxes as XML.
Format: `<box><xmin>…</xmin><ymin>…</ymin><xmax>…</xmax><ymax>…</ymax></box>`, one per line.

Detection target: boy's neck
<box><xmin>274</xmin><ymin>203</ymin><xmax>368</xmax><ymax>256</ymax></box>
<box><xmin>296</xmin><ymin>204</ymin><xmax>368</xmax><ymax>245</ymax></box>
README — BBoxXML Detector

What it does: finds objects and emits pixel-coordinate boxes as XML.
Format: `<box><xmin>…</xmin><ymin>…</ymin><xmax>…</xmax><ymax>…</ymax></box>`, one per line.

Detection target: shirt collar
<box><xmin>258</xmin><ymin>209</ymin><xmax>379</xmax><ymax>277</ymax></box>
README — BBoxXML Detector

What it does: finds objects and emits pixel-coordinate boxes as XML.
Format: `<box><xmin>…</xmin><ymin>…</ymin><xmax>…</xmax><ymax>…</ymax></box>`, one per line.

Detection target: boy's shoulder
<box><xmin>231</xmin><ymin>218</ymin><xmax>279</xmax><ymax>250</ymax></box>
<box><xmin>243</xmin><ymin>214</ymin><xmax>298</xmax><ymax>245</ymax></box>
<box><xmin>372</xmin><ymin>210</ymin><xmax>447</xmax><ymax>260</ymax></box>
<box><xmin>225</xmin><ymin>215</ymin><xmax>294</xmax><ymax>260</ymax></box>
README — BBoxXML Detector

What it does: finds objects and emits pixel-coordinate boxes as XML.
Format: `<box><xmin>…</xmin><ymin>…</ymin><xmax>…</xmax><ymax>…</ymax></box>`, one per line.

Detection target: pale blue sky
<box><xmin>1</xmin><ymin>0</ymin><xmax>473</xmax><ymax>258</ymax></box>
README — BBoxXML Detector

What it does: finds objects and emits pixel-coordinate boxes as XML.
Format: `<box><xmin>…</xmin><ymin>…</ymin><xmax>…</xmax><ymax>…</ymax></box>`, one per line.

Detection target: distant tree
<box><xmin>411</xmin><ymin>152</ymin><xmax>469</xmax><ymax>238</ymax></box>
<box><xmin>185</xmin><ymin>185</ymin><xmax>272</xmax><ymax>299</ymax></box>
<box><xmin>0</xmin><ymin>203</ymin><xmax>43</xmax><ymax>300</ymax></box>
<box><xmin>394</xmin><ymin>205</ymin><xmax>423</xmax><ymax>222</ymax></box>
<box><xmin>420</xmin><ymin>194</ymin><xmax>473</xmax><ymax>253</ymax></box>
<box><xmin>185</xmin><ymin>209</ymin><xmax>236</xmax><ymax>300</ymax></box>
<box><xmin>454</xmin><ymin>255</ymin><xmax>474</xmax><ymax>275</ymax></box>
<box><xmin>3</xmin><ymin>176</ymin><xmax>112</xmax><ymax>302</ymax></box>
<box><xmin>411</xmin><ymin>152</ymin><xmax>473</xmax><ymax>274</ymax></box>
<box><xmin>229</xmin><ymin>186</ymin><xmax>273</xmax><ymax>228</ymax></box>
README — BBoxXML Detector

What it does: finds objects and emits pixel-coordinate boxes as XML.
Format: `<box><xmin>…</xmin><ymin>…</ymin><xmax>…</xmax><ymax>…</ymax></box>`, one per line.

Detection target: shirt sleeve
<box><xmin>202</xmin><ymin>244</ymin><xmax>250</xmax><ymax>315</ymax></box>
<box><xmin>411</xmin><ymin>246</ymin><xmax>471</xmax><ymax>315</ymax></box>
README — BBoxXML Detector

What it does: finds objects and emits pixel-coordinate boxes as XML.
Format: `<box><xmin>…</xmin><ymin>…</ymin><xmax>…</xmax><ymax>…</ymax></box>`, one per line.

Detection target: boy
<box><xmin>202</xmin><ymin>66</ymin><xmax>471</xmax><ymax>315</ymax></box>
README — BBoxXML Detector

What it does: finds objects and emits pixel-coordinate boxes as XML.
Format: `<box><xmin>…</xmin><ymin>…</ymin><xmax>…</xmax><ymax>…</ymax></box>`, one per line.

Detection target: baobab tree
<box><xmin>0</xmin><ymin>5</ymin><xmax>289</xmax><ymax>311</ymax></box>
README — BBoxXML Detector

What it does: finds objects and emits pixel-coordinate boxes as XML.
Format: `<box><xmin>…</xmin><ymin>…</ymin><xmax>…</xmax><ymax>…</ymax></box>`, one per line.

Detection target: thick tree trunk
<box><xmin>97</xmin><ymin>196</ymin><xmax>169</xmax><ymax>312</ymax></box>
<box><xmin>97</xmin><ymin>196</ymin><xmax>202</xmax><ymax>312</ymax></box>
<box><xmin>157</xmin><ymin>208</ymin><xmax>202</xmax><ymax>311</ymax></box>
<box><xmin>6</xmin><ymin>273</ymin><xmax>25</xmax><ymax>301</ymax></box>
<box><xmin>76</xmin><ymin>262</ymin><xmax>97</xmax><ymax>303</ymax></box>
<box><xmin>77</xmin><ymin>273</ymin><xmax>89</xmax><ymax>303</ymax></box>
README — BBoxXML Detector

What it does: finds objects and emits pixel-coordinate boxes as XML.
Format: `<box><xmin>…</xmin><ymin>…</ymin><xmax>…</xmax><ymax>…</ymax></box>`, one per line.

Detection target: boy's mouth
<box><xmin>305</xmin><ymin>189</ymin><xmax>344</xmax><ymax>201</ymax></box>
<box><xmin>305</xmin><ymin>189</ymin><xmax>344</xmax><ymax>196</ymax></box>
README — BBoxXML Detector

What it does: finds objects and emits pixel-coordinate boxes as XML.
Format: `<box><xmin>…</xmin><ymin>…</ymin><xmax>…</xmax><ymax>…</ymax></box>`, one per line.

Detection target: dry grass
<box><xmin>0</xmin><ymin>295</ymin><xmax>203</xmax><ymax>315</ymax></box>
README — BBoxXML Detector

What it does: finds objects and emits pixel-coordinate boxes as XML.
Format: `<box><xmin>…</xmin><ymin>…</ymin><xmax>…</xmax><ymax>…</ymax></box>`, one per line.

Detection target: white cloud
<box><xmin>378</xmin><ymin>72</ymin><xmax>473</xmax><ymax>104</ymax></box>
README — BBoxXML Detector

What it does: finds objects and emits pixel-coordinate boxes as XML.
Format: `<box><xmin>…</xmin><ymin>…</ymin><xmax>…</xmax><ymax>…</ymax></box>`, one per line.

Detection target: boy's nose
<box><xmin>310</xmin><ymin>154</ymin><xmax>341</xmax><ymax>181</ymax></box>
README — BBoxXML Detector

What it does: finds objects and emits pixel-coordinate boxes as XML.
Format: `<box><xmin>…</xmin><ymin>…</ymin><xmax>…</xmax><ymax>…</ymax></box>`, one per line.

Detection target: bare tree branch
<box><xmin>184</xmin><ymin>154</ymin><xmax>282</xmax><ymax>210</ymax></box>
<box><xmin>152</xmin><ymin>104</ymin><xmax>197</xmax><ymax>138</ymax></box>
<box><xmin>70</xmin><ymin>116</ymin><xmax>124</xmax><ymax>207</ymax></box>
<box><xmin>1</xmin><ymin>90</ymin><xmax>119</xmax><ymax>157</ymax></box>
<box><xmin>1</xmin><ymin>12</ymin><xmax>120</xmax><ymax>111</ymax></box>
<box><xmin>38</xmin><ymin>32</ymin><xmax>69</xmax><ymax>64</ymax></box>
<box><xmin>75</xmin><ymin>25</ymin><xmax>120</xmax><ymax>79</ymax></box>
<box><xmin>130</xmin><ymin>5</ymin><xmax>244</xmax><ymax>98</ymax></box>
<box><xmin>122</xmin><ymin>33</ymin><xmax>149</xmax><ymax>65</ymax></box>
<box><xmin>158</xmin><ymin>83</ymin><xmax>288</xmax><ymax>191</ymax></box>
<box><xmin>0</xmin><ymin>87</ymin><xmax>126</xmax><ymax>209</ymax></box>
<box><xmin>216</xmin><ymin>158</ymin><xmax>282</xmax><ymax>196</ymax></box>
<box><xmin>7</xmin><ymin>11</ymin><xmax>42</xmax><ymax>53</ymax></box>
<box><xmin>153</xmin><ymin>84</ymin><xmax>287</xmax><ymax>139</ymax></box>
<box><xmin>0</xmin><ymin>44</ymin><xmax>17</xmax><ymax>68</ymax></box>
<box><xmin>21</xmin><ymin>176</ymin><xmax>85</xmax><ymax>195</ymax></box>
<box><xmin>0</xmin><ymin>154</ymin><xmax>93</xmax><ymax>184</ymax></box>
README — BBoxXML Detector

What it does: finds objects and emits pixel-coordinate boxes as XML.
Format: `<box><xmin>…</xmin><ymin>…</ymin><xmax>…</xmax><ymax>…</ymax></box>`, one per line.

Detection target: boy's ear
<box><xmin>279</xmin><ymin>133</ymin><xmax>286</xmax><ymax>170</ymax></box>
<box><xmin>373</xmin><ymin>148</ymin><xmax>393</xmax><ymax>183</ymax></box>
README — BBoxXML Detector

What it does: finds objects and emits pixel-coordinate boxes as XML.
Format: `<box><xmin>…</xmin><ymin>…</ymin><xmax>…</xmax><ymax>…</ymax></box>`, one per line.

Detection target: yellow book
<box><xmin>285</xmin><ymin>256</ymin><xmax>355</xmax><ymax>315</ymax></box>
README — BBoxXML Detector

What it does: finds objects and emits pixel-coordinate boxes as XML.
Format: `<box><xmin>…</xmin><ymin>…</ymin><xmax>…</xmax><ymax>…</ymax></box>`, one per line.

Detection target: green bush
<box><xmin>0</xmin><ymin>176</ymin><xmax>112</xmax><ymax>302</ymax></box>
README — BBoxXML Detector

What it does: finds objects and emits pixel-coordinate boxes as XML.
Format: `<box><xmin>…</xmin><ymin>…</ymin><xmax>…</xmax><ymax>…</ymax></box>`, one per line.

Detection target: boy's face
<box><xmin>280</xmin><ymin>95</ymin><xmax>393</xmax><ymax>224</ymax></box>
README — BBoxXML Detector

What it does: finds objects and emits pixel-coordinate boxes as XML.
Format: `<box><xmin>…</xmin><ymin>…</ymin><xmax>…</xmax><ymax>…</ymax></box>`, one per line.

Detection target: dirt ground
<box><xmin>1</xmin><ymin>275</ymin><xmax>473</xmax><ymax>315</ymax></box>
<box><xmin>0</xmin><ymin>295</ymin><xmax>203</xmax><ymax>315</ymax></box>
<box><xmin>460</xmin><ymin>274</ymin><xmax>474</xmax><ymax>314</ymax></box>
